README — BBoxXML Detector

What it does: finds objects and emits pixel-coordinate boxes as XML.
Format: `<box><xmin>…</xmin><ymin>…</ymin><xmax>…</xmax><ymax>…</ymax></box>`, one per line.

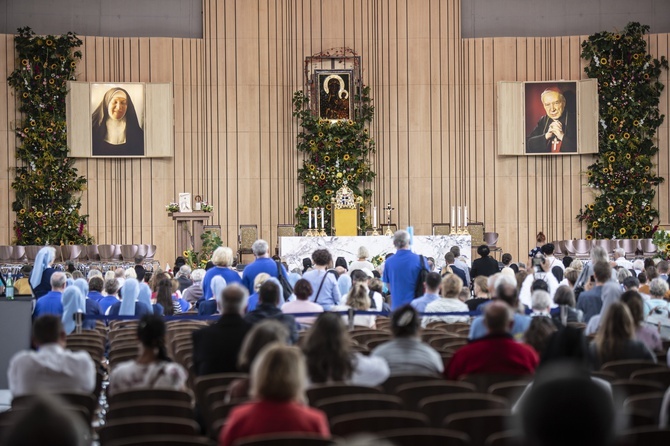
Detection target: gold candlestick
<box><xmin>371</xmin><ymin>227</ymin><xmax>380</xmax><ymax>236</ymax></box>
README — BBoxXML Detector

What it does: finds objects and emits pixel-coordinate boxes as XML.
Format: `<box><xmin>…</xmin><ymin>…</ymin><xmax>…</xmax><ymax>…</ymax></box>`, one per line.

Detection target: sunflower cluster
<box><xmin>577</xmin><ymin>22</ymin><xmax>668</xmax><ymax>240</ymax></box>
<box><xmin>7</xmin><ymin>27</ymin><xmax>92</xmax><ymax>245</ymax></box>
<box><xmin>292</xmin><ymin>86</ymin><xmax>376</xmax><ymax>234</ymax></box>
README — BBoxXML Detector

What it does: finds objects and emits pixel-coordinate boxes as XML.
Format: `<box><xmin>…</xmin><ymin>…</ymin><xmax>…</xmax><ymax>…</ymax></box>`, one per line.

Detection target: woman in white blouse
<box><xmin>108</xmin><ymin>315</ymin><xmax>188</xmax><ymax>396</ymax></box>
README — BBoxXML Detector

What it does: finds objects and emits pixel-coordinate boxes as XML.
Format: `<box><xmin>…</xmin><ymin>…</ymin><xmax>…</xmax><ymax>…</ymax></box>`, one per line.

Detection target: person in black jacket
<box><xmin>244</xmin><ymin>279</ymin><xmax>299</xmax><ymax>344</ymax></box>
<box><xmin>192</xmin><ymin>284</ymin><xmax>251</xmax><ymax>376</ymax></box>
<box><xmin>471</xmin><ymin>245</ymin><xmax>500</xmax><ymax>278</ymax></box>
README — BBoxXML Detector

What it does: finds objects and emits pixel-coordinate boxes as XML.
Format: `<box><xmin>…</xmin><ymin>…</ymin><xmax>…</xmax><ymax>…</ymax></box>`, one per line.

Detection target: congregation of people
<box><xmin>5</xmin><ymin>231</ymin><xmax>670</xmax><ymax>445</ymax></box>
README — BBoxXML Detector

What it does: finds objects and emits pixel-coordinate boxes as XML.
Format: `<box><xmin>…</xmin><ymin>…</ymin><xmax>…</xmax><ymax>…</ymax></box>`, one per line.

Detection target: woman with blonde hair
<box><xmin>202</xmin><ymin>247</ymin><xmax>242</xmax><ymax>301</ymax></box>
<box><xmin>331</xmin><ymin>283</ymin><xmax>375</xmax><ymax>328</ymax></box>
<box><xmin>219</xmin><ymin>344</ymin><xmax>330</xmax><ymax>446</ymax></box>
<box><xmin>422</xmin><ymin>274</ymin><xmax>469</xmax><ymax>326</ymax></box>
<box><xmin>246</xmin><ymin>272</ymin><xmax>271</xmax><ymax>312</ymax></box>
<box><xmin>590</xmin><ymin>301</ymin><xmax>656</xmax><ymax>369</ymax></box>
<box><xmin>348</xmin><ymin>246</ymin><xmax>375</xmax><ymax>272</ymax></box>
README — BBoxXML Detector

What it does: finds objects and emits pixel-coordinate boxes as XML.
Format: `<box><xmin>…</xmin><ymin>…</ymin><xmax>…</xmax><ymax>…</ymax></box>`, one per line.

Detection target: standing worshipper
<box><xmin>241</xmin><ymin>240</ymin><xmax>289</xmax><ymax>295</ymax></box>
<box><xmin>302</xmin><ymin>249</ymin><xmax>341</xmax><ymax>310</ymax></box>
<box><xmin>382</xmin><ymin>230</ymin><xmax>428</xmax><ymax>310</ymax></box>
<box><xmin>201</xmin><ymin>247</ymin><xmax>243</xmax><ymax>301</ymax></box>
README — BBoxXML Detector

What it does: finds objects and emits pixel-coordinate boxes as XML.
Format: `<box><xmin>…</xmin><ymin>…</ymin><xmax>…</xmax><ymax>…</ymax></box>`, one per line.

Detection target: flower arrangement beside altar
<box><xmin>183</xmin><ymin>230</ymin><xmax>222</xmax><ymax>269</ymax></box>
<box><xmin>201</xmin><ymin>201</ymin><xmax>213</xmax><ymax>213</ymax></box>
<box><xmin>166</xmin><ymin>203</ymin><xmax>180</xmax><ymax>213</ymax></box>
<box><xmin>652</xmin><ymin>230</ymin><xmax>670</xmax><ymax>260</ymax></box>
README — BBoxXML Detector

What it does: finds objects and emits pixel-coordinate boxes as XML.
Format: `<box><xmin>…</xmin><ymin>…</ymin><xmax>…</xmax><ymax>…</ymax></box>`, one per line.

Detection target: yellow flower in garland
<box><xmin>616</xmin><ymin>60</ymin><xmax>623</xmax><ymax>65</ymax></box>
<box><xmin>608</xmin><ymin>155</ymin><xmax>615</xmax><ymax>162</ymax></box>
<box><xmin>324</xmin><ymin>155</ymin><xmax>330</xmax><ymax>162</ymax></box>
<box><xmin>312</xmin><ymin>195</ymin><xmax>320</xmax><ymax>202</ymax></box>
<box><xmin>21</xmin><ymin>59</ymin><xmax>29</xmax><ymax>66</ymax></box>
<box><xmin>645</xmin><ymin>206</ymin><xmax>651</xmax><ymax>211</ymax></box>
<box><xmin>19</xmin><ymin>209</ymin><xmax>26</xmax><ymax>215</ymax></box>
<box><xmin>318</xmin><ymin>132</ymin><xmax>324</xmax><ymax>138</ymax></box>
<box><xmin>625</xmin><ymin>154</ymin><xmax>631</xmax><ymax>160</ymax></box>
<box><xmin>586</xmin><ymin>234</ymin><xmax>593</xmax><ymax>240</ymax></box>
<box><xmin>644</xmin><ymin>226</ymin><xmax>651</xmax><ymax>232</ymax></box>
<box><xmin>30</xmin><ymin>120</ymin><xmax>36</xmax><ymax>126</ymax></box>
<box><xmin>70</xmin><ymin>61</ymin><xmax>76</xmax><ymax>68</ymax></box>
<box><xmin>644</xmin><ymin>73</ymin><xmax>650</xmax><ymax>80</ymax></box>
<box><xmin>619</xmin><ymin>228</ymin><xmax>626</xmax><ymax>235</ymax></box>
<box><xmin>644</xmin><ymin>166</ymin><xmax>650</xmax><ymax>171</ymax></box>
<box><xmin>320</xmin><ymin>174</ymin><xmax>326</xmax><ymax>180</ymax></box>
<box><xmin>347</xmin><ymin>175</ymin><xmax>353</xmax><ymax>181</ymax></box>
<box><xmin>592</xmin><ymin>221</ymin><xmax>599</xmax><ymax>228</ymax></box>
<box><xmin>588</xmin><ymin>204</ymin><xmax>594</xmax><ymax>210</ymax></box>
<box><xmin>359</xmin><ymin>206</ymin><xmax>365</xmax><ymax>212</ymax></box>
<box><xmin>347</xmin><ymin>120</ymin><xmax>354</xmax><ymax>126</ymax></box>
<box><xmin>623</xmin><ymin>133</ymin><xmax>630</xmax><ymax>139</ymax></box>
<box><xmin>50</xmin><ymin>64</ymin><xmax>57</xmax><ymax>69</ymax></box>
<box><xmin>22</xmin><ymin>92</ymin><xmax>29</xmax><ymax>99</ymax></box>
<box><xmin>183</xmin><ymin>250</ymin><xmax>189</xmax><ymax>257</ymax></box>
<box><xmin>357</xmin><ymin>168</ymin><xmax>363</xmax><ymax>173</ymax></box>
<box><xmin>343</xmin><ymin>154</ymin><xmax>350</xmax><ymax>161</ymax></box>
<box><xmin>607</xmin><ymin>206</ymin><xmax>614</xmax><ymax>213</ymax></box>
<box><xmin>601</xmin><ymin>167</ymin><xmax>608</xmax><ymax>174</ymax></box>
<box><xmin>23</xmin><ymin>127</ymin><xmax>29</xmax><ymax>133</ymax></box>
<box><xmin>36</xmin><ymin>211</ymin><xmax>43</xmax><ymax>218</ymax></box>
<box><xmin>336</xmin><ymin>172</ymin><xmax>343</xmax><ymax>178</ymax></box>
<box><xmin>626</xmin><ymin>212</ymin><xmax>632</xmax><ymax>217</ymax></box>
<box><xmin>633</xmin><ymin>120</ymin><xmax>640</xmax><ymax>127</ymax></box>
<box><xmin>666</xmin><ymin>243</ymin><xmax>670</xmax><ymax>251</ymax></box>
<box><xmin>612</xmin><ymin>117</ymin><xmax>619</xmax><ymax>123</ymax></box>
<box><xmin>46</xmin><ymin>39</ymin><xmax>53</xmax><ymax>46</ymax></box>
<box><xmin>632</xmin><ymin>235</ymin><xmax>639</xmax><ymax>240</ymax></box>
<box><xmin>46</xmin><ymin>128</ymin><xmax>53</xmax><ymax>133</ymax></box>
<box><xmin>633</xmin><ymin>53</ymin><xmax>639</xmax><ymax>60</ymax></box>
<box><xmin>334</xmin><ymin>138</ymin><xmax>340</xmax><ymax>143</ymax></box>
<box><xmin>600</xmin><ymin>57</ymin><xmax>608</xmax><ymax>65</ymax></box>
<box><xmin>68</xmin><ymin>241</ymin><xmax>75</xmax><ymax>245</ymax></box>
<box><xmin>336</xmin><ymin>179</ymin><xmax>342</xmax><ymax>185</ymax></box>
<box><xmin>48</xmin><ymin>79</ymin><xmax>55</xmax><ymax>85</ymax></box>
<box><xmin>356</xmin><ymin>196</ymin><xmax>364</xmax><ymax>204</ymax></box>
<box><xmin>308</xmin><ymin>164</ymin><xmax>316</xmax><ymax>171</ymax></box>
<box><xmin>326</xmin><ymin>189</ymin><xmax>333</xmax><ymax>195</ymax></box>
<box><xmin>325</xmin><ymin>204</ymin><xmax>332</xmax><ymax>211</ymax></box>
<box><xmin>608</xmin><ymin>134</ymin><xmax>615</xmax><ymax>140</ymax></box>
<box><xmin>614</xmin><ymin>34</ymin><xmax>621</xmax><ymax>40</ymax></box>
<box><xmin>50</xmin><ymin>181</ymin><xmax>57</xmax><ymax>187</ymax></box>
<box><xmin>617</xmin><ymin>198</ymin><xmax>623</xmax><ymax>204</ymax></box>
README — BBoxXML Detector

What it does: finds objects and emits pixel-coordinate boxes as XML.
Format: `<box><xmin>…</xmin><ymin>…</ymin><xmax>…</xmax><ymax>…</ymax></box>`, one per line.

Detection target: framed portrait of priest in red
<box><xmin>525</xmin><ymin>82</ymin><xmax>577</xmax><ymax>154</ymax></box>
<box><xmin>317</xmin><ymin>70</ymin><xmax>353</xmax><ymax>121</ymax></box>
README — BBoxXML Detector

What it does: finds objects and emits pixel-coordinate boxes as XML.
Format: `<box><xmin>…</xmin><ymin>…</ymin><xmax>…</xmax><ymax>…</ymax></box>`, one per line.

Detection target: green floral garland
<box><xmin>577</xmin><ymin>22</ymin><xmax>668</xmax><ymax>240</ymax></box>
<box><xmin>7</xmin><ymin>27</ymin><xmax>92</xmax><ymax>245</ymax></box>
<box><xmin>293</xmin><ymin>86</ymin><xmax>376</xmax><ymax>234</ymax></box>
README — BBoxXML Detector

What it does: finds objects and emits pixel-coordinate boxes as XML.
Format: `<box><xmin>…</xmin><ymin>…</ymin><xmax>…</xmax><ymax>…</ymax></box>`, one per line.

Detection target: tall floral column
<box><xmin>7</xmin><ymin>27</ymin><xmax>92</xmax><ymax>245</ymax></box>
<box><xmin>577</xmin><ymin>22</ymin><xmax>668</xmax><ymax>240</ymax></box>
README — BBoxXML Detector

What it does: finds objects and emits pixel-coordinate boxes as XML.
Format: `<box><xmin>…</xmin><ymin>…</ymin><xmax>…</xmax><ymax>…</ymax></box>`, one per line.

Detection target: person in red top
<box><xmin>446</xmin><ymin>300</ymin><xmax>539</xmax><ymax>380</ymax></box>
<box><xmin>219</xmin><ymin>343</ymin><xmax>330</xmax><ymax>446</ymax></box>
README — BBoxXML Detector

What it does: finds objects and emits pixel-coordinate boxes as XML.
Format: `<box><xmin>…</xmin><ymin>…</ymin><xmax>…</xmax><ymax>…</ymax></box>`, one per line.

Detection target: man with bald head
<box><xmin>192</xmin><ymin>284</ymin><xmax>252</xmax><ymax>376</ymax></box>
<box><xmin>526</xmin><ymin>88</ymin><xmax>577</xmax><ymax>153</ymax></box>
<box><xmin>446</xmin><ymin>300</ymin><xmax>539</xmax><ymax>380</ymax></box>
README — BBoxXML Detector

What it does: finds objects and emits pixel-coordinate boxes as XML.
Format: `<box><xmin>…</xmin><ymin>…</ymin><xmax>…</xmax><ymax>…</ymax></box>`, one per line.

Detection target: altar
<box><xmin>279</xmin><ymin>235</ymin><xmax>471</xmax><ymax>271</ymax></box>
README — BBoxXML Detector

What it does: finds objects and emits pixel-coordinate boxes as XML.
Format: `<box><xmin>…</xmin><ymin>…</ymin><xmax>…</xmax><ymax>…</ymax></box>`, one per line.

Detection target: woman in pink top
<box><xmin>281</xmin><ymin>279</ymin><xmax>323</xmax><ymax>327</ymax></box>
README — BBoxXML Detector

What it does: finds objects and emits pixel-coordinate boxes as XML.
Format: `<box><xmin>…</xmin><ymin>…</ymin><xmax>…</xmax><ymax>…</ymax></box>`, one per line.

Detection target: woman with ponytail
<box><xmin>107</xmin><ymin>314</ymin><xmax>187</xmax><ymax>396</ymax></box>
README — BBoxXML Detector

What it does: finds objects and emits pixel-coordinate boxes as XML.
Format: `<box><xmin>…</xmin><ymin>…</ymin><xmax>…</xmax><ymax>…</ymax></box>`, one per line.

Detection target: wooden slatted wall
<box><xmin>0</xmin><ymin>0</ymin><xmax>669</xmax><ymax>264</ymax></box>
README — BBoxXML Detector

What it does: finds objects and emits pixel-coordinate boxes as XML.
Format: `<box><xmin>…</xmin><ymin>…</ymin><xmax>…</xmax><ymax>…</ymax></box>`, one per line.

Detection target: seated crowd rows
<box><xmin>4</xmin><ymin>232</ymin><xmax>670</xmax><ymax>445</ymax></box>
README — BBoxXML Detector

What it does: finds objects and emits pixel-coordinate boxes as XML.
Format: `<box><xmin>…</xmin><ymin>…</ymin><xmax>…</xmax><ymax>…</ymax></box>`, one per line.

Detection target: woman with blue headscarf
<box><xmin>286</xmin><ymin>272</ymin><xmax>301</xmax><ymax>302</ymax></box>
<box><xmin>29</xmin><ymin>246</ymin><xmax>57</xmax><ymax>298</ymax></box>
<box><xmin>73</xmin><ymin>278</ymin><xmax>101</xmax><ymax>330</ymax></box>
<box><xmin>107</xmin><ymin>278</ymin><xmax>152</xmax><ymax>318</ymax></box>
<box><xmin>62</xmin><ymin>287</ymin><xmax>85</xmax><ymax>335</ymax></box>
<box><xmin>138</xmin><ymin>282</ymin><xmax>163</xmax><ymax>316</ymax></box>
<box><xmin>199</xmin><ymin>276</ymin><xmax>227</xmax><ymax>316</ymax></box>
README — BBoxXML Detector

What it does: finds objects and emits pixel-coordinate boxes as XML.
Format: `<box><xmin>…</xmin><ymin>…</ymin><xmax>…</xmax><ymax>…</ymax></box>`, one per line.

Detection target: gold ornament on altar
<box><xmin>333</xmin><ymin>185</ymin><xmax>357</xmax><ymax>210</ymax></box>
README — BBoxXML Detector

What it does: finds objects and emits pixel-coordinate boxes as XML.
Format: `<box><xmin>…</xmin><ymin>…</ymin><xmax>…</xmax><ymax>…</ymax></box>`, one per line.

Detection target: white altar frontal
<box><xmin>279</xmin><ymin>235</ymin><xmax>471</xmax><ymax>271</ymax></box>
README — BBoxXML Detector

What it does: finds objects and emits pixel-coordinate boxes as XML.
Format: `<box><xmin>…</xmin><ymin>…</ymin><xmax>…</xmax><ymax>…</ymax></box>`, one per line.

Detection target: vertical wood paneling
<box><xmin>1</xmin><ymin>0</ymin><xmax>670</xmax><ymax>264</ymax></box>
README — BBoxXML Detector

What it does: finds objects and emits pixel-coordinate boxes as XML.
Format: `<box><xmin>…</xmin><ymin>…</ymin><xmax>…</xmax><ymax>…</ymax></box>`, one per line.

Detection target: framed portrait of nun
<box><xmin>90</xmin><ymin>83</ymin><xmax>145</xmax><ymax>157</ymax></box>
<box><xmin>66</xmin><ymin>81</ymin><xmax>173</xmax><ymax>158</ymax></box>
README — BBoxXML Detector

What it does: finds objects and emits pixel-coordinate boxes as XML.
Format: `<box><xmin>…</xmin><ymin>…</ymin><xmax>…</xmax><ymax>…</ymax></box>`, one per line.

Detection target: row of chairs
<box><xmin>0</xmin><ymin>243</ymin><xmax>157</xmax><ymax>263</ymax></box>
<box><xmin>552</xmin><ymin>238</ymin><xmax>657</xmax><ymax>259</ymax></box>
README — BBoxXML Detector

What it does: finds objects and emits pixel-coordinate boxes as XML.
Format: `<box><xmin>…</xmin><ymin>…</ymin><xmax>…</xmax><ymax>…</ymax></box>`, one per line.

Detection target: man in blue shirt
<box><xmin>411</xmin><ymin>272</ymin><xmax>442</xmax><ymax>313</ymax></box>
<box><xmin>241</xmin><ymin>240</ymin><xmax>288</xmax><ymax>295</ymax></box>
<box><xmin>33</xmin><ymin>272</ymin><xmax>66</xmax><ymax>318</ymax></box>
<box><xmin>382</xmin><ymin>230</ymin><xmax>428</xmax><ymax>311</ymax></box>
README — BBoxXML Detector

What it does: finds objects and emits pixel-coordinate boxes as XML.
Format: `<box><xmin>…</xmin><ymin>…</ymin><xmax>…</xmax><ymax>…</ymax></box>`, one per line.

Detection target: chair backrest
<box><xmin>610</xmin><ymin>379</ymin><xmax>664</xmax><ymax>402</ymax></box>
<box><xmin>316</xmin><ymin>394</ymin><xmax>404</xmax><ymax>420</ymax></box>
<box><xmin>623</xmin><ymin>392</ymin><xmax>665</xmax><ymax>426</ymax></box>
<box><xmin>306</xmin><ymin>383</ymin><xmax>382</xmax><ymax>407</ymax></box>
<box><xmin>107</xmin><ymin>389</ymin><xmax>193</xmax><ymax>407</ymax></box>
<box><xmin>630</xmin><ymin>368</ymin><xmax>670</xmax><ymax>388</ymax></box>
<box><xmin>618</xmin><ymin>427</ymin><xmax>670</xmax><ymax>446</ymax></box>
<box><xmin>601</xmin><ymin>360</ymin><xmax>662</xmax><ymax>379</ymax></box>
<box><xmin>106</xmin><ymin>400</ymin><xmax>195</xmax><ymax>421</ymax></box>
<box><xmin>395</xmin><ymin>381</ymin><xmax>477</xmax><ymax>411</ymax></box>
<box><xmin>461</xmin><ymin>374</ymin><xmax>532</xmax><ymax>393</ymax></box>
<box><xmin>208</xmin><ymin>398</ymin><xmax>249</xmax><ymax>437</ymax></box>
<box><xmin>239</xmin><ymin>225</ymin><xmax>258</xmax><ymax>251</ymax></box>
<box><xmin>378</xmin><ymin>427</ymin><xmax>470</xmax><ymax>446</ymax></box>
<box><xmin>468</xmin><ymin>222</ymin><xmax>485</xmax><ymax>246</ymax></box>
<box><xmin>487</xmin><ymin>381</ymin><xmax>530</xmax><ymax>406</ymax></box>
<box><xmin>12</xmin><ymin>392</ymin><xmax>98</xmax><ymax>423</ymax></box>
<box><xmin>193</xmin><ymin>373</ymin><xmax>249</xmax><ymax>407</ymax></box>
<box><xmin>104</xmin><ymin>435</ymin><xmax>214</xmax><ymax>446</ymax></box>
<box><xmin>484</xmin><ymin>430</ymin><xmax>525</xmax><ymax>446</ymax></box>
<box><xmin>432</xmin><ymin>224</ymin><xmax>452</xmax><ymax>236</ymax></box>
<box><xmin>235</xmin><ymin>433</ymin><xmax>334</xmax><ymax>446</ymax></box>
<box><xmin>98</xmin><ymin>417</ymin><xmax>200</xmax><ymax>445</ymax></box>
<box><xmin>277</xmin><ymin>224</ymin><xmax>296</xmax><ymax>238</ymax></box>
<box><xmin>419</xmin><ymin>393</ymin><xmax>509</xmax><ymax>427</ymax></box>
<box><xmin>330</xmin><ymin>410</ymin><xmax>429</xmax><ymax>437</ymax></box>
<box><xmin>443</xmin><ymin>409</ymin><xmax>512</xmax><ymax>446</ymax></box>
<box><xmin>484</xmin><ymin>232</ymin><xmax>499</xmax><ymax>246</ymax></box>
<box><xmin>381</xmin><ymin>374</ymin><xmax>446</xmax><ymax>394</ymax></box>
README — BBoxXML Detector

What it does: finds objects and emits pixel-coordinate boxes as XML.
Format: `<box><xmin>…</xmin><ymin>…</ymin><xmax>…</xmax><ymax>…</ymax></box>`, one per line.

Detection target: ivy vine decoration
<box><xmin>577</xmin><ymin>22</ymin><xmax>668</xmax><ymax>240</ymax></box>
<box><xmin>7</xmin><ymin>27</ymin><xmax>92</xmax><ymax>245</ymax></box>
<box><xmin>293</xmin><ymin>86</ymin><xmax>376</xmax><ymax>234</ymax></box>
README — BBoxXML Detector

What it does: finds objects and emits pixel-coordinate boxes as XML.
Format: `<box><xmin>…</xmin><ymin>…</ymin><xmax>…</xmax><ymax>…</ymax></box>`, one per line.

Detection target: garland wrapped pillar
<box><xmin>577</xmin><ymin>22</ymin><xmax>668</xmax><ymax>240</ymax></box>
<box><xmin>7</xmin><ymin>27</ymin><xmax>92</xmax><ymax>245</ymax></box>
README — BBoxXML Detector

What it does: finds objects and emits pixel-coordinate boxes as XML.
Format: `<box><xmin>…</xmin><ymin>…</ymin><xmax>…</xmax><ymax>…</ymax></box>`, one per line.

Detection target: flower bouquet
<box><xmin>201</xmin><ymin>201</ymin><xmax>213</xmax><ymax>212</ymax></box>
<box><xmin>166</xmin><ymin>202</ymin><xmax>180</xmax><ymax>213</ymax></box>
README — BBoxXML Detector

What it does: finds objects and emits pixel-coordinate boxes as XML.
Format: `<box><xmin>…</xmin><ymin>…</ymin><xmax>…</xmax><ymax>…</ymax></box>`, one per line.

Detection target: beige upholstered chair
<box><xmin>238</xmin><ymin>225</ymin><xmax>258</xmax><ymax>263</ymax></box>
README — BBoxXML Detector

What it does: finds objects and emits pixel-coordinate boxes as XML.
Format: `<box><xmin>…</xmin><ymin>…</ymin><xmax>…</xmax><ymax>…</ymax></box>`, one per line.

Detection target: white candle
<box><xmin>464</xmin><ymin>206</ymin><xmax>468</xmax><ymax>227</ymax></box>
<box><xmin>373</xmin><ymin>206</ymin><xmax>377</xmax><ymax>227</ymax></box>
<box><xmin>457</xmin><ymin>206</ymin><xmax>461</xmax><ymax>229</ymax></box>
<box><xmin>451</xmin><ymin>206</ymin><xmax>455</xmax><ymax>227</ymax></box>
<box><xmin>321</xmin><ymin>208</ymin><xmax>325</xmax><ymax>229</ymax></box>
<box><xmin>308</xmin><ymin>208</ymin><xmax>312</xmax><ymax>229</ymax></box>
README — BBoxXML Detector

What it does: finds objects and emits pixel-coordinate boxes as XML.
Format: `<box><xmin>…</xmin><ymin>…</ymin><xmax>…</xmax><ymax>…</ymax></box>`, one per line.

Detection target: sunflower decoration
<box><xmin>324</xmin><ymin>155</ymin><xmax>330</xmax><ymax>162</ymax></box>
<box><xmin>312</xmin><ymin>195</ymin><xmax>320</xmax><ymax>202</ymax></box>
<box><xmin>585</xmin><ymin>234</ymin><xmax>593</xmax><ymax>240</ymax></box>
<box><xmin>607</xmin><ymin>206</ymin><xmax>614</xmax><ymax>213</ymax></box>
<box><xmin>608</xmin><ymin>134</ymin><xmax>615</xmax><ymax>140</ymax></box>
<box><xmin>343</xmin><ymin>154</ymin><xmax>350</xmax><ymax>161</ymax></box>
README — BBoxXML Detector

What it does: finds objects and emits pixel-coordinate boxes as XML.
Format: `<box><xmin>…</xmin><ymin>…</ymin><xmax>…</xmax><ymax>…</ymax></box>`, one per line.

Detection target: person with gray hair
<box><xmin>382</xmin><ymin>230</ymin><xmax>429</xmax><ymax>310</ymax></box>
<box><xmin>613</xmin><ymin>247</ymin><xmax>633</xmax><ymax>270</ymax></box>
<box><xmin>192</xmin><ymin>283</ymin><xmax>252</xmax><ymax>376</ymax></box>
<box><xmin>241</xmin><ymin>239</ymin><xmax>289</xmax><ymax>295</ymax></box>
<box><xmin>531</xmin><ymin>290</ymin><xmax>552</xmax><ymax>316</ymax></box>
<box><xmin>348</xmin><ymin>246</ymin><xmax>375</xmax><ymax>272</ymax></box>
<box><xmin>33</xmin><ymin>272</ymin><xmax>66</xmax><ymax>318</ymax></box>
<box><xmin>176</xmin><ymin>264</ymin><xmax>193</xmax><ymax>292</ymax></box>
<box><xmin>182</xmin><ymin>268</ymin><xmax>206</xmax><ymax>304</ymax></box>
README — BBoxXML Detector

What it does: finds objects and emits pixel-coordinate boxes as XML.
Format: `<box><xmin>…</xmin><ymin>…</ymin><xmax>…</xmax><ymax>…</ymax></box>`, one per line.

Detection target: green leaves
<box><xmin>578</xmin><ymin>22</ymin><xmax>668</xmax><ymax>240</ymax></box>
<box><xmin>292</xmin><ymin>88</ymin><xmax>376</xmax><ymax>233</ymax></box>
<box><xmin>8</xmin><ymin>27</ymin><xmax>92</xmax><ymax>245</ymax></box>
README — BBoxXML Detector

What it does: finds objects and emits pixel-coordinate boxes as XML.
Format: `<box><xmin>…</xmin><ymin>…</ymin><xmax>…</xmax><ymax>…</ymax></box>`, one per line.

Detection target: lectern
<box><xmin>169</xmin><ymin>212</ymin><xmax>211</xmax><ymax>256</ymax></box>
